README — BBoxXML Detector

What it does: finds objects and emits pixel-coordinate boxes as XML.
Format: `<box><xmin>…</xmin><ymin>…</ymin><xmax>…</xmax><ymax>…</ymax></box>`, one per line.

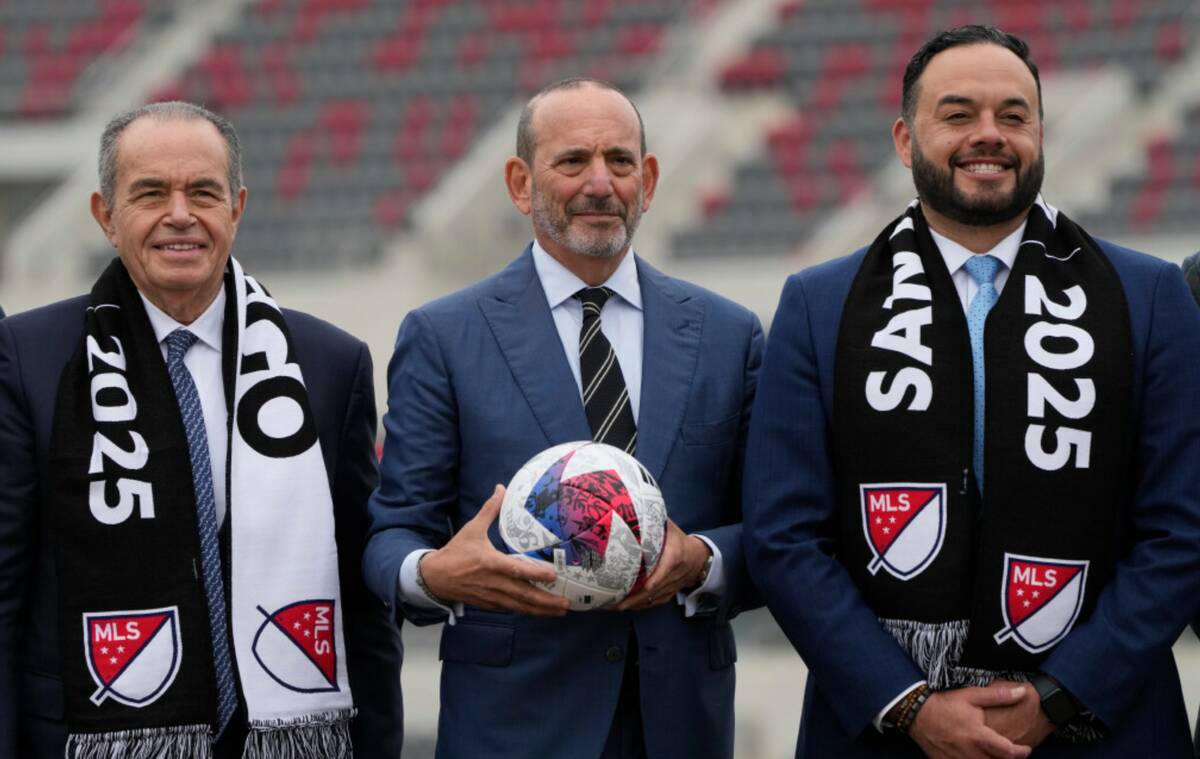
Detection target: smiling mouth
<box><xmin>154</xmin><ymin>242</ymin><xmax>206</xmax><ymax>251</ymax></box>
<box><xmin>960</xmin><ymin>162</ymin><xmax>1008</xmax><ymax>174</ymax></box>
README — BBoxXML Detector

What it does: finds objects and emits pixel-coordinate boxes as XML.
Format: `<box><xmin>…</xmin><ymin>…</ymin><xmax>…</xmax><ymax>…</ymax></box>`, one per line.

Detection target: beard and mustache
<box><xmin>530</xmin><ymin>183</ymin><xmax>644</xmax><ymax>260</ymax></box>
<box><xmin>910</xmin><ymin>137</ymin><xmax>1044</xmax><ymax>227</ymax></box>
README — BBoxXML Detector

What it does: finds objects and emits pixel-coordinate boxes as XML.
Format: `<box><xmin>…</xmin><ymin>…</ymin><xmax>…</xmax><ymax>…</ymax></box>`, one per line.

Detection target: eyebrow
<box><xmin>551</xmin><ymin>146</ymin><xmax>638</xmax><ymax>161</ymax></box>
<box><xmin>936</xmin><ymin>94</ymin><xmax>1032</xmax><ymax>111</ymax></box>
<box><xmin>126</xmin><ymin>177</ymin><xmax>226</xmax><ymax>194</ymax></box>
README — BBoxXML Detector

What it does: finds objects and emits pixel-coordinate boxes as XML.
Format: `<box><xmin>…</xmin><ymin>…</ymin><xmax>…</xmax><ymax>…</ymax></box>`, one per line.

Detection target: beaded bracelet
<box><xmin>415</xmin><ymin>552</ymin><xmax>450</xmax><ymax>606</ymax></box>
<box><xmin>896</xmin><ymin>683</ymin><xmax>931</xmax><ymax>734</ymax></box>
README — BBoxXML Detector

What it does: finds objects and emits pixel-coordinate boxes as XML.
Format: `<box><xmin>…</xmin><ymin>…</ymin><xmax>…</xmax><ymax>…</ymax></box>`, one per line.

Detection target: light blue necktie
<box><xmin>964</xmin><ymin>255</ymin><xmax>1002</xmax><ymax>493</ymax></box>
<box><xmin>165</xmin><ymin>329</ymin><xmax>237</xmax><ymax>737</ymax></box>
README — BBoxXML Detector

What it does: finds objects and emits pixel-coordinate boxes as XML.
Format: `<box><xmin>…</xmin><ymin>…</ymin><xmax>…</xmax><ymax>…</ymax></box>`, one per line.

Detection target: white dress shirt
<box><xmin>873</xmin><ymin>220</ymin><xmax>1026</xmax><ymax>730</ymax></box>
<box><xmin>140</xmin><ymin>289</ymin><xmax>228</xmax><ymax>526</ymax></box>
<box><xmin>399</xmin><ymin>241</ymin><xmax>726</xmax><ymax>621</ymax></box>
<box><xmin>929</xmin><ymin>221</ymin><xmax>1024</xmax><ymax>311</ymax></box>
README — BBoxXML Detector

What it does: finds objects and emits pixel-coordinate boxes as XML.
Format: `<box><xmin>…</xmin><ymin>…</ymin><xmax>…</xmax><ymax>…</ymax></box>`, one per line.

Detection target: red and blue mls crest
<box><xmin>994</xmin><ymin>554</ymin><xmax>1088</xmax><ymax>653</ymax></box>
<box><xmin>859</xmin><ymin>483</ymin><xmax>947</xmax><ymax>580</ymax></box>
<box><xmin>252</xmin><ymin>599</ymin><xmax>339</xmax><ymax>693</ymax></box>
<box><xmin>83</xmin><ymin>606</ymin><xmax>181</xmax><ymax>708</ymax></box>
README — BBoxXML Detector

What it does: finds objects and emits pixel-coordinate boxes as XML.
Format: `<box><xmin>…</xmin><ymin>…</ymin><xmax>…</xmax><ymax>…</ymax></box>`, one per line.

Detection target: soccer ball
<box><xmin>499</xmin><ymin>441</ymin><xmax>667</xmax><ymax>610</ymax></box>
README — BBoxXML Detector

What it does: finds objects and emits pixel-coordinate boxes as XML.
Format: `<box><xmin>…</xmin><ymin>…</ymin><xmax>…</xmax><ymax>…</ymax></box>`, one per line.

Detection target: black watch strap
<box><xmin>1030</xmin><ymin>673</ymin><xmax>1080</xmax><ymax>728</ymax></box>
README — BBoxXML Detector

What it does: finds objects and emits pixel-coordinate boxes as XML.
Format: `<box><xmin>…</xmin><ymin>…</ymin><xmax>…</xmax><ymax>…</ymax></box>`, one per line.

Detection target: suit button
<box><xmin>605</xmin><ymin>646</ymin><xmax>623</xmax><ymax>662</ymax></box>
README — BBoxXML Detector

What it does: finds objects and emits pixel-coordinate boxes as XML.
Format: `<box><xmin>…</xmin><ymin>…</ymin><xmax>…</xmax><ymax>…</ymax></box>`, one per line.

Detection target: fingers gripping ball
<box><xmin>499</xmin><ymin>442</ymin><xmax>667</xmax><ymax>610</ymax></box>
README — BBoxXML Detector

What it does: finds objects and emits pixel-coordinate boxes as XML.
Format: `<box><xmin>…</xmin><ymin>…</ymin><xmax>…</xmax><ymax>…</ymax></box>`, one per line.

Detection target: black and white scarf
<box><xmin>50</xmin><ymin>258</ymin><xmax>354</xmax><ymax>757</ymax></box>
<box><xmin>832</xmin><ymin>199</ymin><xmax>1132</xmax><ymax>734</ymax></box>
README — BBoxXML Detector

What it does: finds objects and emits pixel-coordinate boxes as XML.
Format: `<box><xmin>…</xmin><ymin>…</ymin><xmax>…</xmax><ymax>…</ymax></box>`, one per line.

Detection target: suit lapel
<box><xmin>479</xmin><ymin>248</ymin><xmax>591</xmax><ymax>446</ymax></box>
<box><xmin>636</xmin><ymin>258</ymin><xmax>704</xmax><ymax>481</ymax></box>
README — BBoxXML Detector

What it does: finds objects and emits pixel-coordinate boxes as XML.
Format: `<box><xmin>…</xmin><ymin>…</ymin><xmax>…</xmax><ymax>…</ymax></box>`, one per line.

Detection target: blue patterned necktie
<box><xmin>964</xmin><ymin>255</ymin><xmax>1002</xmax><ymax>493</ymax></box>
<box><xmin>165</xmin><ymin>328</ymin><xmax>237</xmax><ymax>737</ymax></box>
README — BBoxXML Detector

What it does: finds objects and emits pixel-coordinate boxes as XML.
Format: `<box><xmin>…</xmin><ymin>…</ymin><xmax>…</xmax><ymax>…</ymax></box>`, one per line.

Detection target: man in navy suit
<box><xmin>0</xmin><ymin>103</ymin><xmax>401</xmax><ymax>758</ymax></box>
<box><xmin>744</xmin><ymin>26</ymin><xmax>1200</xmax><ymax>758</ymax></box>
<box><xmin>363</xmin><ymin>78</ymin><xmax>762</xmax><ymax>758</ymax></box>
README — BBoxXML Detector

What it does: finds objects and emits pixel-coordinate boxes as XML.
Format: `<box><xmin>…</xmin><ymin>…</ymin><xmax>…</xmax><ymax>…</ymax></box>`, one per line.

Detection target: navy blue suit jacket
<box><xmin>363</xmin><ymin>248</ymin><xmax>763</xmax><ymax>759</ymax></box>
<box><xmin>0</xmin><ymin>295</ymin><xmax>403</xmax><ymax>758</ymax></box>
<box><xmin>744</xmin><ymin>240</ymin><xmax>1200</xmax><ymax>757</ymax></box>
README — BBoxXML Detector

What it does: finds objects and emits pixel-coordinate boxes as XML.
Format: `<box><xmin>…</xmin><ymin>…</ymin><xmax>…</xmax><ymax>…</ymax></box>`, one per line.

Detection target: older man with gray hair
<box><xmin>0</xmin><ymin>101</ymin><xmax>401</xmax><ymax>758</ymax></box>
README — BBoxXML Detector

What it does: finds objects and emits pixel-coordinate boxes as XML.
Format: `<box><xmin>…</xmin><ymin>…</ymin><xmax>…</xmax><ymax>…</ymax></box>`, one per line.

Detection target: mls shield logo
<box><xmin>860</xmin><ymin>483</ymin><xmax>947</xmax><ymax>580</ymax></box>
<box><xmin>994</xmin><ymin>554</ymin><xmax>1089</xmax><ymax>653</ymax></box>
<box><xmin>252</xmin><ymin>600</ymin><xmax>339</xmax><ymax>693</ymax></box>
<box><xmin>83</xmin><ymin>606</ymin><xmax>182</xmax><ymax>708</ymax></box>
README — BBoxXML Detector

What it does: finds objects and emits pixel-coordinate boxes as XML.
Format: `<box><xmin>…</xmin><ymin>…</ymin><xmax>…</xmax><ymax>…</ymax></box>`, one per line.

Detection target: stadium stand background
<box><xmin>0</xmin><ymin>1</ymin><xmax>1196</xmax><ymax>755</ymax></box>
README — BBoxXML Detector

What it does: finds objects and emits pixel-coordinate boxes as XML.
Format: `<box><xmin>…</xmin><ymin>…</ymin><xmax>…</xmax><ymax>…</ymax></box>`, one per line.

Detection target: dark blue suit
<box><xmin>744</xmin><ymin>241</ymin><xmax>1200</xmax><ymax>757</ymax></box>
<box><xmin>363</xmin><ymin>248</ymin><xmax>762</xmax><ymax>759</ymax></box>
<box><xmin>0</xmin><ymin>296</ymin><xmax>403</xmax><ymax>758</ymax></box>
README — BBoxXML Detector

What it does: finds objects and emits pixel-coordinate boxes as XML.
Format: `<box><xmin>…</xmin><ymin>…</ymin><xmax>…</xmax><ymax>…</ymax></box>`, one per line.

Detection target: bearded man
<box><xmin>362</xmin><ymin>77</ymin><xmax>762</xmax><ymax>759</ymax></box>
<box><xmin>0</xmin><ymin>102</ymin><xmax>401</xmax><ymax>758</ymax></box>
<box><xmin>743</xmin><ymin>25</ymin><xmax>1200</xmax><ymax>758</ymax></box>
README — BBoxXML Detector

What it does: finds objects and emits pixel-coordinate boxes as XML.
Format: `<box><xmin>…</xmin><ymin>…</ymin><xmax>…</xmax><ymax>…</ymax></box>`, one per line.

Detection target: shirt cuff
<box><xmin>874</xmin><ymin>680</ymin><xmax>927</xmax><ymax>732</ymax></box>
<box><xmin>675</xmin><ymin>534</ymin><xmax>725</xmax><ymax>617</ymax></box>
<box><xmin>398</xmin><ymin>549</ymin><xmax>464</xmax><ymax>625</ymax></box>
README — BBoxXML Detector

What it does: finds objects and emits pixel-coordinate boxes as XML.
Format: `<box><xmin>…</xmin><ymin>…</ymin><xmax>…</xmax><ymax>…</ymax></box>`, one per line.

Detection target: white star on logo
<box><xmin>875</xmin><ymin>517</ymin><xmax>882</xmax><ymax>524</ymax></box>
<box><xmin>1031</xmin><ymin>590</ymin><xmax>1040</xmax><ymax>599</ymax></box>
<box><xmin>304</xmin><ymin>629</ymin><xmax>311</xmax><ymax>637</ymax></box>
<box><xmin>100</xmin><ymin>646</ymin><xmax>109</xmax><ymax>655</ymax></box>
<box><xmin>303</xmin><ymin>612</ymin><xmax>312</xmax><ymax>620</ymax></box>
<box><xmin>889</xmin><ymin>516</ymin><xmax>896</xmax><ymax>524</ymax></box>
<box><xmin>882</xmin><ymin>527</ymin><xmax>890</xmax><ymax>534</ymax></box>
<box><xmin>1022</xmin><ymin>600</ymin><xmax>1030</xmax><ymax>608</ymax></box>
<box><xmin>1016</xmin><ymin>588</ymin><xmax>1024</xmax><ymax>597</ymax></box>
<box><xmin>109</xmin><ymin>656</ymin><xmax>118</xmax><ymax>664</ymax></box>
<box><xmin>294</xmin><ymin>621</ymin><xmax>301</xmax><ymax>629</ymax></box>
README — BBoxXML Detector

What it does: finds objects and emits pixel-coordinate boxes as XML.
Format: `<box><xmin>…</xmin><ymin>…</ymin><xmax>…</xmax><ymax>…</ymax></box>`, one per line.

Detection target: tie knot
<box><xmin>964</xmin><ymin>254</ymin><xmax>1002</xmax><ymax>287</ymax></box>
<box><xmin>165</xmin><ymin>328</ymin><xmax>199</xmax><ymax>364</ymax></box>
<box><xmin>575</xmin><ymin>286</ymin><xmax>614</xmax><ymax>313</ymax></box>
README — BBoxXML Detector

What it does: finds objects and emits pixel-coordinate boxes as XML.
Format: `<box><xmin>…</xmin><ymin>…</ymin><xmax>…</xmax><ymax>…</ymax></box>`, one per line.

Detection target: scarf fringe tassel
<box><xmin>67</xmin><ymin>724</ymin><xmax>212</xmax><ymax>759</ymax></box>
<box><xmin>243</xmin><ymin>708</ymin><xmax>356</xmax><ymax>759</ymax></box>
<box><xmin>879</xmin><ymin>618</ymin><xmax>1106</xmax><ymax>743</ymax></box>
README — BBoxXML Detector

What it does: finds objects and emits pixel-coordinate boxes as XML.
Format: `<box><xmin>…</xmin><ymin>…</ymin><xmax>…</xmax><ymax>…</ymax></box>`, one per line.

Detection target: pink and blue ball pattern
<box><xmin>518</xmin><ymin>450</ymin><xmax>641</xmax><ymax>570</ymax></box>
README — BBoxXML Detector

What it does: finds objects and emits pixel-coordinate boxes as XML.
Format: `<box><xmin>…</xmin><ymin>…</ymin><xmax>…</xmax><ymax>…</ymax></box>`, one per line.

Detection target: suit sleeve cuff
<box><xmin>874</xmin><ymin>680</ymin><xmax>926</xmax><ymax>732</ymax></box>
<box><xmin>676</xmin><ymin>534</ymin><xmax>725</xmax><ymax>617</ymax></box>
<box><xmin>399</xmin><ymin>549</ymin><xmax>464</xmax><ymax>625</ymax></box>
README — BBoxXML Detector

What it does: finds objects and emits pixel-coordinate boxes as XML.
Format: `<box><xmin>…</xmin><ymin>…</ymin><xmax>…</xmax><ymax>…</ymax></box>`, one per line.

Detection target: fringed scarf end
<box><xmin>66</xmin><ymin>723</ymin><xmax>212</xmax><ymax>759</ymax></box>
<box><xmin>243</xmin><ymin>708</ymin><xmax>356</xmax><ymax>759</ymax></box>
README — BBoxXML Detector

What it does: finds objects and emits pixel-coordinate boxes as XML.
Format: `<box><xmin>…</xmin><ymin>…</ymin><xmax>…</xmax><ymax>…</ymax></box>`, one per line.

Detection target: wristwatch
<box><xmin>1030</xmin><ymin>673</ymin><xmax>1080</xmax><ymax>728</ymax></box>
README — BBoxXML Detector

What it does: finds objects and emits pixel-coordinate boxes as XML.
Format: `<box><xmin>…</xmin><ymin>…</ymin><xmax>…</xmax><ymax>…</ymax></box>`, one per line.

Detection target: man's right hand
<box><xmin>419</xmin><ymin>484</ymin><xmax>571</xmax><ymax>617</ymax></box>
<box><xmin>908</xmin><ymin>684</ymin><xmax>1034</xmax><ymax>759</ymax></box>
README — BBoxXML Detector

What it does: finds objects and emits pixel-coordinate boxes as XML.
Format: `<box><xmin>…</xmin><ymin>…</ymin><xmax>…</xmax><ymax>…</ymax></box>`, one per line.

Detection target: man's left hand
<box><xmin>613</xmin><ymin>519</ymin><xmax>710</xmax><ymax>610</ymax></box>
<box><xmin>983</xmin><ymin>681</ymin><xmax>1055</xmax><ymax>749</ymax></box>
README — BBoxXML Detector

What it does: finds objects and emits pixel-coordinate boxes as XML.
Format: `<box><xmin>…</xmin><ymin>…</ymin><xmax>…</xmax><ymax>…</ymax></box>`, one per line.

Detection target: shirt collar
<box><xmin>929</xmin><ymin>220</ymin><xmax>1025</xmax><ymax>277</ymax></box>
<box><xmin>531</xmin><ymin>240</ymin><xmax>642</xmax><ymax>311</ymax></box>
<box><xmin>139</xmin><ymin>287</ymin><xmax>225</xmax><ymax>353</ymax></box>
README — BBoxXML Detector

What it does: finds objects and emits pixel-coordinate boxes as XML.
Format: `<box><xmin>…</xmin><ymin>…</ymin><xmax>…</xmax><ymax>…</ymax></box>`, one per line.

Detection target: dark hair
<box><xmin>901</xmin><ymin>25</ymin><xmax>1042</xmax><ymax>122</ymax></box>
<box><xmin>99</xmin><ymin>100</ymin><xmax>243</xmax><ymax>206</ymax></box>
<box><xmin>515</xmin><ymin>77</ymin><xmax>647</xmax><ymax>164</ymax></box>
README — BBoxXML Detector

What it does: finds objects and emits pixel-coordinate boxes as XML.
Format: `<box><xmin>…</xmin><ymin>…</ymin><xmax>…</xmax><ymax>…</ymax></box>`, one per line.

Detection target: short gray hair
<box><xmin>99</xmin><ymin>101</ymin><xmax>243</xmax><ymax>206</ymax></box>
<box><xmin>516</xmin><ymin>77</ymin><xmax>647</xmax><ymax>165</ymax></box>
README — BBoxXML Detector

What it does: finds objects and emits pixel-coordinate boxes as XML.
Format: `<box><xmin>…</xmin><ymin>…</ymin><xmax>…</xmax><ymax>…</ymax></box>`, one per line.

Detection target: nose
<box><xmin>163</xmin><ymin>190</ymin><xmax>194</xmax><ymax>227</ymax></box>
<box><xmin>969</xmin><ymin>112</ymin><xmax>1005</xmax><ymax>148</ymax></box>
<box><xmin>580</xmin><ymin>156</ymin><xmax>614</xmax><ymax>197</ymax></box>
